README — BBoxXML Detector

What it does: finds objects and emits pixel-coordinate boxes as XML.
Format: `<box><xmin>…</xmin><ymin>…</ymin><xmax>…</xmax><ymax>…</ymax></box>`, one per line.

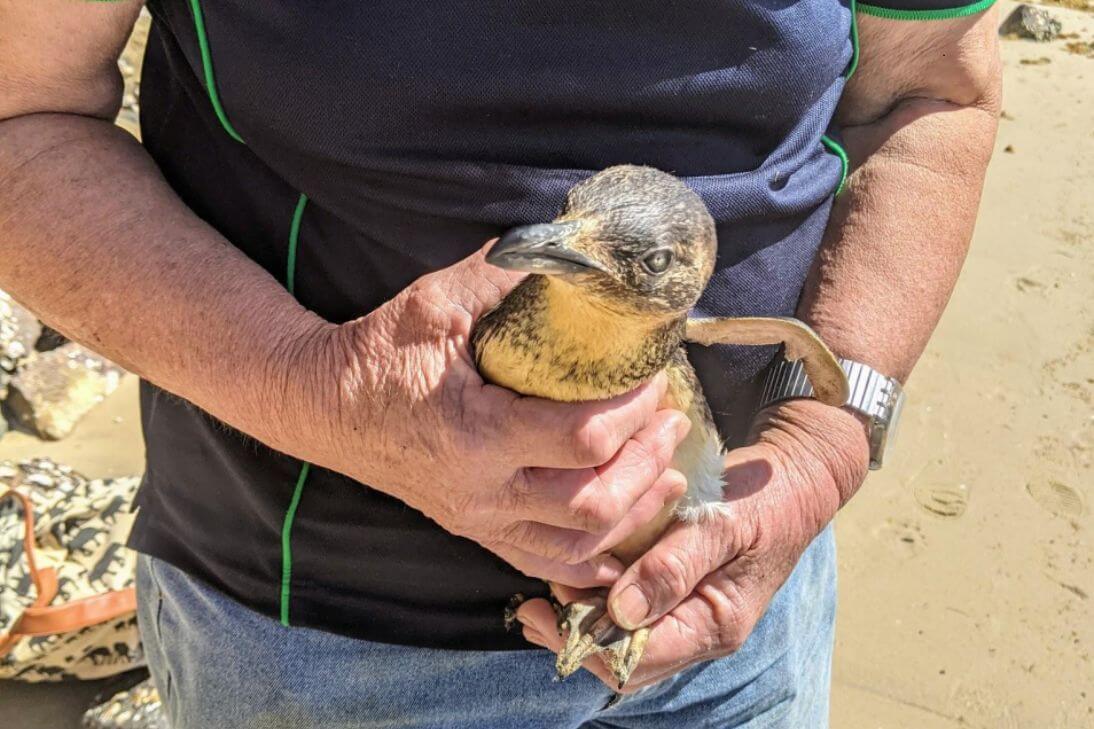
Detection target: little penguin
<box><xmin>472</xmin><ymin>165</ymin><xmax>849</xmax><ymax>688</ymax></box>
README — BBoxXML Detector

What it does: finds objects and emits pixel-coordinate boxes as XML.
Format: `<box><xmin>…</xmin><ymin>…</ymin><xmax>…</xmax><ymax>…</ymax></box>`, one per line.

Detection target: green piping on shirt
<box><xmin>847</xmin><ymin>0</ymin><xmax>861</xmax><ymax>80</ymax></box>
<box><xmin>187</xmin><ymin>0</ymin><xmax>245</xmax><ymax>143</ymax></box>
<box><xmin>286</xmin><ymin>194</ymin><xmax>309</xmax><ymax>294</ymax></box>
<box><xmin>858</xmin><ymin>0</ymin><xmax>996</xmax><ymax>21</ymax></box>
<box><xmin>821</xmin><ymin>135</ymin><xmax>850</xmax><ymax>197</ymax></box>
<box><xmin>280</xmin><ymin>193</ymin><xmax>311</xmax><ymax>627</ymax></box>
<box><xmin>187</xmin><ymin>0</ymin><xmax>317</xmax><ymax>628</ymax></box>
<box><xmin>280</xmin><ymin>463</ymin><xmax>311</xmax><ymax>626</ymax></box>
<box><xmin>189</xmin><ymin>0</ymin><xmax>310</xmax><ymax>625</ymax></box>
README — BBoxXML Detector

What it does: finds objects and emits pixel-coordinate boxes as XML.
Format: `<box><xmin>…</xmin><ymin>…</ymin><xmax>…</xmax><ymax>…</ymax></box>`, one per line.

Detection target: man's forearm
<box><xmin>770</xmin><ymin>77</ymin><xmax>1000</xmax><ymax>505</ymax></box>
<box><xmin>0</xmin><ymin>113</ymin><xmax>333</xmax><ymax>456</ymax></box>
<box><xmin>799</xmin><ymin>98</ymin><xmax>999</xmax><ymax>383</ymax></box>
<box><xmin>762</xmin><ymin>8</ymin><xmax>1003</xmax><ymax>506</ymax></box>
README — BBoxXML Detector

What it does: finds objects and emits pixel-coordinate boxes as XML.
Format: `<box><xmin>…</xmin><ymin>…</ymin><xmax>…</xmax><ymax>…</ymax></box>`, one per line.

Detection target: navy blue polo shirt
<box><xmin>130</xmin><ymin>0</ymin><xmax>996</xmax><ymax>649</ymax></box>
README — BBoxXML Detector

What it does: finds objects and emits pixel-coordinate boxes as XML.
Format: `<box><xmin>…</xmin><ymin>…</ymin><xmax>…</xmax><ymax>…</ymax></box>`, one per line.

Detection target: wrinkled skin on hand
<box><xmin>516</xmin><ymin>399</ymin><xmax>869</xmax><ymax>691</ymax></box>
<box><xmin>307</xmin><ymin>244</ymin><xmax>690</xmax><ymax>588</ymax></box>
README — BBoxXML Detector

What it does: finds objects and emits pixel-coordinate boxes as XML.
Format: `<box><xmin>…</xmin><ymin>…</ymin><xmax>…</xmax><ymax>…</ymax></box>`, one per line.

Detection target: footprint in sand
<box><xmin>874</xmin><ymin>518</ymin><xmax>927</xmax><ymax>558</ymax></box>
<box><xmin>1026</xmin><ymin>480</ymin><xmax>1084</xmax><ymax>518</ymax></box>
<box><xmin>1015</xmin><ymin>275</ymin><xmax>1046</xmax><ymax>293</ymax></box>
<box><xmin>914</xmin><ymin>482</ymin><xmax>970</xmax><ymax>519</ymax></box>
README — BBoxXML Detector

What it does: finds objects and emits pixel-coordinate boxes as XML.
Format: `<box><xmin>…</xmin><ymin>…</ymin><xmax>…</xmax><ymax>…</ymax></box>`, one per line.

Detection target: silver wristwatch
<box><xmin>758</xmin><ymin>358</ymin><xmax>905</xmax><ymax>470</ymax></box>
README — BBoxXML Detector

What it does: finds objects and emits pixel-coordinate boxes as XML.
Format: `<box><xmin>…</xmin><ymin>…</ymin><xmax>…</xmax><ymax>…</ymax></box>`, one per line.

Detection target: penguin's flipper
<box><xmin>685</xmin><ymin>316</ymin><xmax>849</xmax><ymax>406</ymax></box>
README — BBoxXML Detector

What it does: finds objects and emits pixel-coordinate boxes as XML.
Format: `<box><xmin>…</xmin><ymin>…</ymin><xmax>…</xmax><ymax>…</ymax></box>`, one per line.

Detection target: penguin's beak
<box><xmin>486</xmin><ymin>222</ymin><xmax>606</xmax><ymax>275</ymax></box>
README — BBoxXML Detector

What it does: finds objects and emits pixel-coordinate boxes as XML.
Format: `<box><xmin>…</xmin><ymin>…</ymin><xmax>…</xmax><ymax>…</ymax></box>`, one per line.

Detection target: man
<box><xmin>0</xmin><ymin>0</ymin><xmax>1000</xmax><ymax>726</ymax></box>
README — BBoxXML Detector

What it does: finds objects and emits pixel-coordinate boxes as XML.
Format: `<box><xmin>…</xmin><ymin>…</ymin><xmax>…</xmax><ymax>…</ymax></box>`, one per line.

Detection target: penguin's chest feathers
<box><xmin>475</xmin><ymin>279</ymin><xmax>676</xmax><ymax>402</ymax></box>
<box><xmin>474</xmin><ymin>279</ymin><xmax>727</xmax><ymax>533</ymax></box>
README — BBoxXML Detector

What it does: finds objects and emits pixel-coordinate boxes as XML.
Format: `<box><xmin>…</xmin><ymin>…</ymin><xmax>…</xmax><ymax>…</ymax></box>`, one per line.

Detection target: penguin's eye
<box><xmin>641</xmin><ymin>249</ymin><xmax>674</xmax><ymax>274</ymax></box>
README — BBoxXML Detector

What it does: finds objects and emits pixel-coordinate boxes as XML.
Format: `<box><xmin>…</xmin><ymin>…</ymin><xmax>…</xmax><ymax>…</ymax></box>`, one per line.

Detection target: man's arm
<box><xmin>0</xmin><ymin>0</ymin><xmax>331</xmax><ymax>456</ymax></box>
<box><xmin>777</xmin><ymin>10</ymin><xmax>1004</xmax><ymax>504</ymax></box>
<box><xmin>519</xmin><ymin>8</ymin><xmax>1002</xmax><ymax>689</ymax></box>
<box><xmin>0</xmin><ymin>0</ymin><xmax>691</xmax><ymax>586</ymax></box>
<box><xmin>804</xmin><ymin>12</ymin><xmax>1002</xmax><ymax>383</ymax></box>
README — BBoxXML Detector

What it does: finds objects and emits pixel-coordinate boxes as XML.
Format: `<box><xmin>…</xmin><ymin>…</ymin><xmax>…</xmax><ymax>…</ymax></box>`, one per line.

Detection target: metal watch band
<box><xmin>758</xmin><ymin>357</ymin><xmax>905</xmax><ymax>471</ymax></box>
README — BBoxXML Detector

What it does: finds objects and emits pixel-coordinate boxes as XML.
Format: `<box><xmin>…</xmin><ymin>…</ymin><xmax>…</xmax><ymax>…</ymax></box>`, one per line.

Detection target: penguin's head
<box><xmin>487</xmin><ymin>166</ymin><xmax>717</xmax><ymax>319</ymax></box>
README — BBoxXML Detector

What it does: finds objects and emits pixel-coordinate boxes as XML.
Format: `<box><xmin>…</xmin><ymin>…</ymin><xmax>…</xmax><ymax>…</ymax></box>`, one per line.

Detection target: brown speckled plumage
<box><xmin>470</xmin><ymin>167</ymin><xmax>727</xmax><ymax>688</ymax></box>
<box><xmin>473</xmin><ymin>165</ymin><xmax>722</xmax><ymax>517</ymax></box>
<box><xmin>473</xmin><ymin>166</ymin><xmax>716</xmax><ymax>409</ymax></box>
<box><xmin>471</xmin><ymin>166</ymin><xmax>846</xmax><ymax>688</ymax></box>
<box><xmin>472</xmin><ymin>276</ymin><xmax>688</xmax><ymax>402</ymax></box>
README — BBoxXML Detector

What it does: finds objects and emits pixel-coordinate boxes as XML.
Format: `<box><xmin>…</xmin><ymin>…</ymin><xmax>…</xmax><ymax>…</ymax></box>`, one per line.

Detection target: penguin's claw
<box><xmin>503</xmin><ymin>592</ymin><xmax>526</xmax><ymax>631</ymax></box>
<box><xmin>555</xmin><ymin>595</ymin><xmax>649</xmax><ymax>688</ymax></box>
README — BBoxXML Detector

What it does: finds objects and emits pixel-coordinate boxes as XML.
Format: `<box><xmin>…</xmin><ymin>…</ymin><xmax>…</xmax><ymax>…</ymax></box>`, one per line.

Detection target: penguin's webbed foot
<box><xmin>555</xmin><ymin>593</ymin><xmax>649</xmax><ymax>689</ymax></box>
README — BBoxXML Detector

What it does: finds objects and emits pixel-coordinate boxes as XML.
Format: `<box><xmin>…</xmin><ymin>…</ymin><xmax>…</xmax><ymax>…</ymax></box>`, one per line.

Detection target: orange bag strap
<box><xmin>0</xmin><ymin>485</ymin><xmax>135</xmax><ymax>657</ymax></box>
<box><xmin>11</xmin><ymin>588</ymin><xmax>137</xmax><ymax>637</ymax></box>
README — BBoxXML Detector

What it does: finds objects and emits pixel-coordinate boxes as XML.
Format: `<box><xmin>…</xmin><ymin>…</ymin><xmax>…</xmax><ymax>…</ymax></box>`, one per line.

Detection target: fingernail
<box><xmin>612</xmin><ymin>584</ymin><xmax>650</xmax><ymax>630</ymax></box>
<box><xmin>525</xmin><ymin>628</ymin><xmax>547</xmax><ymax>646</ymax></box>
<box><xmin>663</xmin><ymin>469</ymin><xmax>688</xmax><ymax>501</ymax></box>
<box><xmin>672</xmin><ymin>414</ymin><xmax>691</xmax><ymax>443</ymax></box>
<box><xmin>592</xmin><ymin>556</ymin><xmax>625</xmax><ymax>583</ymax></box>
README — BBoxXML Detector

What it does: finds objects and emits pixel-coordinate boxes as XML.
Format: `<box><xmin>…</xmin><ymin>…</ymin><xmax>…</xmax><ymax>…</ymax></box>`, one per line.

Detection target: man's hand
<box><xmin>518</xmin><ymin>6</ymin><xmax>999</xmax><ymax>689</ymax></box>
<box><xmin>515</xmin><ymin>399</ymin><xmax>867</xmax><ymax>691</ymax></box>
<box><xmin>303</xmin><ymin>246</ymin><xmax>690</xmax><ymax>587</ymax></box>
<box><xmin>0</xmin><ymin>0</ymin><xmax>690</xmax><ymax>589</ymax></box>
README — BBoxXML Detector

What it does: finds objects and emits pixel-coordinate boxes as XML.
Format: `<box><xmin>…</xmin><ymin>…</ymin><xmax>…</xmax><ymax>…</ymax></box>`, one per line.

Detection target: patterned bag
<box><xmin>0</xmin><ymin>458</ymin><xmax>144</xmax><ymax>681</ymax></box>
<box><xmin>83</xmin><ymin>677</ymin><xmax>167</xmax><ymax>729</ymax></box>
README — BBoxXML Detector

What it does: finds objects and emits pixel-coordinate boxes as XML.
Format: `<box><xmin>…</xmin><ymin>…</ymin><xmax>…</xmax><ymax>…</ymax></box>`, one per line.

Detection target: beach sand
<box><xmin>1</xmin><ymin>2</ymin><xmax>1090</xmax><ymax>725</ymax></box>
<box><xmin>832</xmin><ymin>4</ymin><xmax>1093</xmax><ymax>725</ymax></box>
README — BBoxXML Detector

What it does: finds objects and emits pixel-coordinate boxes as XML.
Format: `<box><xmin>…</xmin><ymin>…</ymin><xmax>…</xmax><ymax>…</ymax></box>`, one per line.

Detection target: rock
<box><xmin>114</xmin><ymin>10</ymin><xmax>149</xmax><ymax>142</ymax></box>
<box><xmin>999</xmin><ymin>5</ymin><xmax>1062</xmax><ymax>42</ymax></box>
<box><xmin>0</xmin><ymin>291</ymin><xmax>42</xmax><ymax>400</ymax></box>
<box><xmin>5</xmin><ymin>343</ymin><xmax>124</xmax><ymax>440</ymax></box>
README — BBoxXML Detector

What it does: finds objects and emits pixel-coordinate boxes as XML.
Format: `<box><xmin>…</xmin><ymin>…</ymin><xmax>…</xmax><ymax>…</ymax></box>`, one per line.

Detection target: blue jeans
<box><xmin>136</xmin><ymin>529</ymin><xmax>835</xmax><ymax>728</ymax></box>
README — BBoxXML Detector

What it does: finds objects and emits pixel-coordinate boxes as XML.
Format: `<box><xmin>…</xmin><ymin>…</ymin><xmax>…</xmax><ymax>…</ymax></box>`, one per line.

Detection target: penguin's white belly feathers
<box><xmin>671</xmin><ymin>412</ymin><xmax>729</xmax><ymax>523</ymax></box>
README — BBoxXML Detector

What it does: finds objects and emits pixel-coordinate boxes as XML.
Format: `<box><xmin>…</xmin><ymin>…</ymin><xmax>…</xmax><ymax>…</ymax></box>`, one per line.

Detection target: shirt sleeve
<box><xmin>856</xmin><ymin>0</ymin><xmax>997</xmax><ymax>20</ymax></box>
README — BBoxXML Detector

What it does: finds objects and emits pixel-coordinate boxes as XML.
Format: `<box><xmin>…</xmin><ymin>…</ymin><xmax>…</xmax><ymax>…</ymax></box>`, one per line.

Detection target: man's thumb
<box><xmin>608</xmin><ymin>526</ymin><xmax>714</xmax><ymax>631</ymax></box>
